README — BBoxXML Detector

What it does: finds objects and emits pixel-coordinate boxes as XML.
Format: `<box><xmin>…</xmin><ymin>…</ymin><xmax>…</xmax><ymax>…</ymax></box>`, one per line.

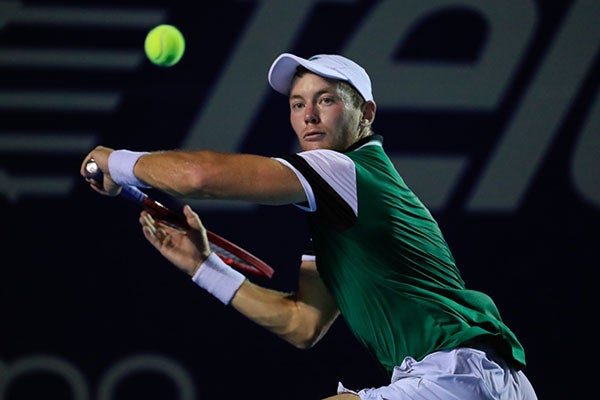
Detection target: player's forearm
<box><xmin>230</xmin><ymin>260</ymin><xmax>340</xmax><ymax>349</ymax></box>
<box><xmin>231</xmin><ymin>280</ymin><xmax>332</xmax><ymax>349</ymax></box>
<box><xmin>133</xmin><ymin>150</ymin><xmax>228</xmax><ymax>197</ymax></box>
<box><xmin>187</xmin><ymin>241</ymin><xmax>329</xmax><ymax>347</ymax></box>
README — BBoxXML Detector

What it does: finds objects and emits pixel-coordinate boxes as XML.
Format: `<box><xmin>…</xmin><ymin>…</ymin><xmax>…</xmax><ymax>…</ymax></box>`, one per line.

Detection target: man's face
<box><xmin>289</xmin><ymin>72</ymin><xmax>362</xmax><ymax>152</ymax></box>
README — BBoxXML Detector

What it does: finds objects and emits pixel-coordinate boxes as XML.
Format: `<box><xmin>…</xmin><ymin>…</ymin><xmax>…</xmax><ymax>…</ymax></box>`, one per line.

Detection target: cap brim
<box><xmin>268</xmin><ymin>53</ymin><xmax>348</xmax><ymax>96</ymax></box>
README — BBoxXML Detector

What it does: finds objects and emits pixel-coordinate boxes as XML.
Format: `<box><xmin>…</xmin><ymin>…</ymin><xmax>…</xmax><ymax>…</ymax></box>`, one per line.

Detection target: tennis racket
<box><xmin>84</xmin><ymin>160</ymin><xmax>274</xmax><ymax>279</ymax></box>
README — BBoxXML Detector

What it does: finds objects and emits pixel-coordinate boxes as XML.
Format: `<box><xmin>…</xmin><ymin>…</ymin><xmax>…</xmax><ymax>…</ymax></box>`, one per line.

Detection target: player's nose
<box><xmin>304</xmin><ymin>105</ymin><xmax>319</xmax><ymax>124</ymax></box>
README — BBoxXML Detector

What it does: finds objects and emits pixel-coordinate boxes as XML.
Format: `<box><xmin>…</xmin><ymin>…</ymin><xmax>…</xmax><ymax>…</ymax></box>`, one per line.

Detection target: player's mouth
<box><xmin>303</xmin><ymin>131</ymin><xmax>325</xmax><ymax>141</ymax></box>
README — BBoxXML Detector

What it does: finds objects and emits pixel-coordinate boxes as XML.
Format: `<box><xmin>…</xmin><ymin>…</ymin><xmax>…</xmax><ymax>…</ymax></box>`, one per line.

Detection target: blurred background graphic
<box><xmin>1</xmin><ymin>1</ymin><xmax>597</xmax><ymax>399</ymax></box>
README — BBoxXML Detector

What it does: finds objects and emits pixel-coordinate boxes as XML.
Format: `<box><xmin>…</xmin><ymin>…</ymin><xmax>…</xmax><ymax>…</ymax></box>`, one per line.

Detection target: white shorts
<box><xmin>337</xmin><ymin>347</ymin><xmax>537</xmax><ymax>400</ymax></box>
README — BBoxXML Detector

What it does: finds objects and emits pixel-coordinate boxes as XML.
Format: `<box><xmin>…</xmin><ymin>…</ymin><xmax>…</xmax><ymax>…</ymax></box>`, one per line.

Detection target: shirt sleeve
<box><xmin>274</xmin><ymin>149</ymin><xmax>358</xmax><ymax>230</ymax></box>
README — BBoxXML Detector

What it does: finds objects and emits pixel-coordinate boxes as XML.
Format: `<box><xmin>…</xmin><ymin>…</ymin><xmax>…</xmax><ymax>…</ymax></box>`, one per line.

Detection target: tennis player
<box><xmin>81</xmin><ymin>53</ymin><xmax>538</xmax><ymax>399</ymax></box>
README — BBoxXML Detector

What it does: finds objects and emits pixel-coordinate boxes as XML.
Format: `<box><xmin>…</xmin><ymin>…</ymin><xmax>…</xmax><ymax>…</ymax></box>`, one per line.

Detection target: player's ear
<box><xmin>361</xmin><ymin>100</ymin><xmax>376</xmax><ymax>125</ymax></box>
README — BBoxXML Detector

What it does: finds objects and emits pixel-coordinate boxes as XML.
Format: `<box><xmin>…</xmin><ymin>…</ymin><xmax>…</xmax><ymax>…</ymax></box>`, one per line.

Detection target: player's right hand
<box><xmin>81</xmin><ymin>146</ymin><xmax>122</xmax><ymax>197</ymax></box>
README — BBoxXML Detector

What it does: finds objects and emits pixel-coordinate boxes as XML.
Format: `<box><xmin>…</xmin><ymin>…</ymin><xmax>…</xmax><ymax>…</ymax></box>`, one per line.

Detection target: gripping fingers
<box><xmin>143</xmin><ymin>213</ymin><xmax>157</xmax><ymax>236</ymax></box>
<box><xmin>142</xmin><ymin>213</ymin><xmax>163</xmax><ymax>246</ymax></box>
<box><xmin>142</xmin><ymin>212</ymin><xmax>170</xmax><ymax>247</ymax></box>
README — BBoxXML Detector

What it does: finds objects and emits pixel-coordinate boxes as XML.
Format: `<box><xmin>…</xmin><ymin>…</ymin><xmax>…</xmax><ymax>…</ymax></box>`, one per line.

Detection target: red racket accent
<box><xmin>206</xmin><ymin>230</ymin><xmax>273</xmax><ymax>278</ymax></box>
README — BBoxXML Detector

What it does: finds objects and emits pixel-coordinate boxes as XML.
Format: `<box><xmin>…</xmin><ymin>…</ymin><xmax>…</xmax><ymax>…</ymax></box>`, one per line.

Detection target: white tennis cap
<box><xmin>268</xmin><ymin>53</ymin><xmax>373</xmax><ymax>102</ymax></box>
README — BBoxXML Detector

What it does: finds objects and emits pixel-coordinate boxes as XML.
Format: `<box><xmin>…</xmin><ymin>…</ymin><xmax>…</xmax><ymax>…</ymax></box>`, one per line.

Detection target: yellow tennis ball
<box><xmin>144</xmin><ymin>24</ymin><xmax>185</xmax><ymax>67</ymax></box>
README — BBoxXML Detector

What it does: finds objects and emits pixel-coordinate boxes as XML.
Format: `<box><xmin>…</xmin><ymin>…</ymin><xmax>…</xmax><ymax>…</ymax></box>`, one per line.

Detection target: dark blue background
<box><xmin>1</xmin><ymin>1</ymin><xmax>596</xmax><ymax>399</ymax></box>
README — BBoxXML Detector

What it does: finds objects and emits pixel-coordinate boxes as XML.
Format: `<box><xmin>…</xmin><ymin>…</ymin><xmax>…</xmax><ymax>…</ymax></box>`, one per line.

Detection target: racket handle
<box><xmin>85</xmin><ymin>160</ymin><xmax>146</xmax><ymax>201</ymax></box>
<box><xmin>119</xmin><ymin>185</ymin><xmax>149</xmax><ymax>203</ymax></box>
<box><xmin>84</xmin><ymin>159</ymin><xmax>102</xmax><ymax>179</ymax></box>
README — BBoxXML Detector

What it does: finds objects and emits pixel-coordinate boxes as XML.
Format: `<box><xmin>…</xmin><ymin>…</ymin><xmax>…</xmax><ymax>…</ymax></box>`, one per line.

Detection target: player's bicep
<box><xmin>222</xmin><ymin>155</ymin><xmax>308</xmax><ymax>205</ymax></box>
<box><xmin>254</xmin><ymin>157</ymin><xmax>309</xmax><ymax>204</ymax></box>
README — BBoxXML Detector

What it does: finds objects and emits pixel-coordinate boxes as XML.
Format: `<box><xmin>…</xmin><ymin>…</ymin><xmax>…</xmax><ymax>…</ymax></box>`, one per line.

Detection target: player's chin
<box><xmin>301</xmin><ymin>138</ymin><xmax>330</xmax><ymax>151</ymax></box>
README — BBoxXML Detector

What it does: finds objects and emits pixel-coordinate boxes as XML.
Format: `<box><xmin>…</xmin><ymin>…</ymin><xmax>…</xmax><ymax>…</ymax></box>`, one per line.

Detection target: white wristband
<box><xmin>191</xmin><ymin>252</ymin><xmax>246</xmax><ymax>305</ymax></box>
<box><xmin>108</xmin><ymin>150</ymin><xmax>150</xmax><ymax>187</ymax></box>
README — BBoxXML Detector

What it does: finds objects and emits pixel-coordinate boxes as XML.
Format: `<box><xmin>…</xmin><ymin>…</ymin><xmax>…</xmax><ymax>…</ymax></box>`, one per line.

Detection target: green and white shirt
<box><xmin>276</xmin><ymin>135</ymin><xmax>526</xmax><ymax>375</ymax></box>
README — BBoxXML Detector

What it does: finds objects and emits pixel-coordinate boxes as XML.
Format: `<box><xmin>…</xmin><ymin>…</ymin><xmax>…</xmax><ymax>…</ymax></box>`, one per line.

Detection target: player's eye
<box><xmin>319</xmin><ymin>96</ymin><xmax>335</xmax><ymax>105</ymax></box>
